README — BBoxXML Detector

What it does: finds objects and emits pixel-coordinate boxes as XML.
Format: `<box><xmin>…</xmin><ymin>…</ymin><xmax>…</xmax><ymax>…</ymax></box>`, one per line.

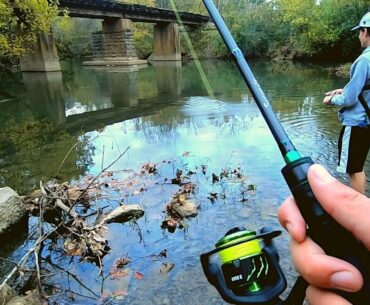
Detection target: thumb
<box><xmin>307</xmin><ymin>164</ymin><xmax>370</xmax><ymax>250</ymax></box>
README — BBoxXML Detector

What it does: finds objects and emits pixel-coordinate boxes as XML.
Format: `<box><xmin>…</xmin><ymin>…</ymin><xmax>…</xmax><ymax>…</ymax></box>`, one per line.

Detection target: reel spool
<box><xmin>200</xmin><ymin>227</ymin><xmax>287</xmax><ymax>305</ymax></box>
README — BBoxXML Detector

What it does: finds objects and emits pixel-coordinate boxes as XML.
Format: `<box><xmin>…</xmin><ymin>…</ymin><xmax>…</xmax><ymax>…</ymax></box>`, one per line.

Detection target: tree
<box><xmin>53</xmin><ymin>17</ymin><xmax>100</xmax><ymax>60</ymax></box>
<box><xmin>0</xmin><ymin>0</ymin><xmax>59</xmax><ymax>63</ymax></box>
<box><xmin>272</xmin><ymin>0</ymin><xmax>368</xmax><ymax>60</ymax></box>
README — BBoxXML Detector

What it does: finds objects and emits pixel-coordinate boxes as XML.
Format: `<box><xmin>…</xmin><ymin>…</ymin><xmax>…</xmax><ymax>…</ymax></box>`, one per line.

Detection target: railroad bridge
<box><xmin>21</xmin><ymin>0</ymin><xmax>210</xmax><ymax>72</ymax></box>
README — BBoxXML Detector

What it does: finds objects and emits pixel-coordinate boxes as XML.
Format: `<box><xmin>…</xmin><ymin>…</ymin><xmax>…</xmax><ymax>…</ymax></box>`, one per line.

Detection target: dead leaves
<box><xmin>64</xmin><ymin>237</ymin><xmax>86</xmax><ymax>256</ymax></box>
<box><xmin>116</xmin><ymin>257</ymin><xmax>131</xmax><ymax>268</ymax></box>
<box><xmin>160</xmin><ymin>262</ymin><xmax>175</xmax><ymax>274</ymax></box>
<box><xmin>140</xmin><ymin>162</ymin><xmax>157</xmax><ymax>175</ymax></box>
<box><xmin>19</xmin><ymin>152</ymin><xmax>257</xmax><ymax>304</ymax></box>
<box><xmin>98</xmin><ymin>289</ymin><xmax>128</xmax><ymax>304</ymax></box>
<box><xmin>160</xmin><ymin>162</ymin><xmax>257</xmax><ymax>232</ymax></box>
<box><xmin>109</xmin><ymin>257</ymin><xmax>131</xmax><ymax>280</ymax></box>
<box><xmin>110</xmin><ymin>268</ymin><xmax>130</xmax><ymax>280</ymax></box>
<box><xmin>63</xmin><ymin>222</ymin><xmax>110</xmax><ymax>262</ymax></box>
<box><xmin>161</xmin><ymin>183</ymin><xmax>198</xmax><ymax>233</ymax></box>
<box><xmin>134</xmin><ymin>271</ymin><xmax>144</xmax><ymax>280</ymax></box>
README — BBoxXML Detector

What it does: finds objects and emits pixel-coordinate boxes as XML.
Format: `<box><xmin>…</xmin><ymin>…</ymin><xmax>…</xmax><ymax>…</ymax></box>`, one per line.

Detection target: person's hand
<box><xmin>278</xmin><ymin>164</ymin><xmax>370</xmax><ymax>305</ymax></box>
<box><xmin>325</xmin><ymin>88</ymin><xmax>343</xmax><ymax>96</ymax></box>
<box><xmin>323</xmin><ymin>96</ymin><xmax>333</xmax><ymax>105</ymax></box>
<box><xmin>323</xmin><ymin>88</ymin><xmax>343</xmax><ymax>105</ymax></box>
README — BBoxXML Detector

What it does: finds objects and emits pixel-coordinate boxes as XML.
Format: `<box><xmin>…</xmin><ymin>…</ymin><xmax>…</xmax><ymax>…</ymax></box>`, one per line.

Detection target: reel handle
<box><xmin>282</xmin><ymin>157</ymin><xmax>370</xmax><ymax>303</ymax></box>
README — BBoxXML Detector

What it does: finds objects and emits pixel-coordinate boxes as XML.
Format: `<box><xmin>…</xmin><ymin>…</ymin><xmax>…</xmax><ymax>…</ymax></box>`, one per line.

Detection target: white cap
<box><xmin>352</xmin><ymin>12</ymin><xmax>370</xmax><ymax>31</ymax></box>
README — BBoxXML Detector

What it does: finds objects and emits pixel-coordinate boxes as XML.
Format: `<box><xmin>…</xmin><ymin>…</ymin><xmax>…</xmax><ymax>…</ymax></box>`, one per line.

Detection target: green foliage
<box><xmin>0</xmin><ymin>0</ymin><xmax>368</xmax><ymax>65</ymax></box>
<box><xmin>180</xmin><ymin>0</ymin><xmax>370</xmax><ymax>61</ymax></box>
<box><xmin>0</xmin><ymin>118</ymin><xmax>93</xmax><ymax>194</ymax></box>
<box><xmin>53</xmin><ymin>17</ymin><xmax>100</xmax><ymax>60</ymax></box>
<box><xmin>0</xmin><ymin>0</ymin><xmax>59</xmax><ymax>62</ymax></box>
<box><xmin>266</xmin><ymin>0</ymin><xmax>368</xmax><ymax>60</ymax></box>
<box><xmin>133</xmin><ymin>23</ymin><xmax>154</xmax><ymax>59</ymax></box>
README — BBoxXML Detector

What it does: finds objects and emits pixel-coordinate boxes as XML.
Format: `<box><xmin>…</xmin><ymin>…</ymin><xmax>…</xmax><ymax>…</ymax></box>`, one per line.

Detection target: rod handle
<box><xmin>282</xmin><ymin>157</ymin><xmax>370</xmax><ymax>304</ymax></box>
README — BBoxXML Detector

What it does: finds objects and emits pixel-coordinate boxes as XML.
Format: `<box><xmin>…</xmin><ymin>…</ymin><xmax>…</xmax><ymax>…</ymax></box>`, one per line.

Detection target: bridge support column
<box><xmin>84</xmin><ymin>18</ymin><xmax>147</xmax><ymax>66</ymax></box>
<box><xmin>153</xmin><ymin>23</ymin><xmax>181</xmax><ymax>61</ymax></box>
<box><xmin>20</xmin><ymin>33</ymin><xmax>61</xmax><ymax>72</ymax></box>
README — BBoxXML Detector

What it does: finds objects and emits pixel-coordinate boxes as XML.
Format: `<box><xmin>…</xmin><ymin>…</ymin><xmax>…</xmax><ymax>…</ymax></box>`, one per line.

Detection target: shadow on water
<box><xmin>0</xmin><ymin>59</ymin><xmax>368</xmax><ymax>304</ymax></box>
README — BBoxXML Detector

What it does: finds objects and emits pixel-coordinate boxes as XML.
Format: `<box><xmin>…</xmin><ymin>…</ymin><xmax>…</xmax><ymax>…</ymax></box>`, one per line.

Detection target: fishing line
<box><xmin>168</xmin><ymin>0</ymin><xmax>215</xmax><ymax>99</ymax></box>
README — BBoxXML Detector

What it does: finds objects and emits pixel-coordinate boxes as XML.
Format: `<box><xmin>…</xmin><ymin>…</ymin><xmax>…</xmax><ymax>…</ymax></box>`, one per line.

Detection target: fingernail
<box><xmin>311</xmin><ymin>165</ymin><xmax>334</xmax><ymax>183</ymax></box>
<box><xmin>286</xmin><ymin>223</ymin><xmax>293</xmax><ymax>235</ymax></box>
<box><xmin>331</xmin><ymin>271</ymin><xmax>357</xmax><ymax>291</ymax></box>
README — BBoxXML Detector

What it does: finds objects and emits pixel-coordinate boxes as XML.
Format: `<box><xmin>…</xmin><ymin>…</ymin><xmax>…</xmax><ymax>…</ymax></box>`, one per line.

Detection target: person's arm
<box><xmin>329</xmin><ymin>58</ymin><xmax>370</xmax><ymax>107</ymax></box>
<box><xmin>323</xmin><ymin>89</ymin><xmax>344</xmax><ymax>105</ymax></box>
<box><xmin>278</xmin><ymin>164</ymin><xmax>370</xmax><ymax>305</ymax></box>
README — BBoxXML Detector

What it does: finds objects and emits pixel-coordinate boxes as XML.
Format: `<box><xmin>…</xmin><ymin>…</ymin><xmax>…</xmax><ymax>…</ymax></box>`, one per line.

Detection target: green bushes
<box><xmin>53</xmin><ymin>18</ymin><xmax>100</xmax><ymax>60</ymax></box>
<box><xmin>179</xmin><ymin>0</ymin><xmax>369</xmax><ymax>62</ymax></box>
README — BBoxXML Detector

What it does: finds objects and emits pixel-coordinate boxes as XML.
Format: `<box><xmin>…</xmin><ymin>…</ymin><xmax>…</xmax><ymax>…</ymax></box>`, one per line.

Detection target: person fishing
<box><xmin>323</xmin><ymin>12</ymin><xmax>370</xmax><ymax>194</ymax></box>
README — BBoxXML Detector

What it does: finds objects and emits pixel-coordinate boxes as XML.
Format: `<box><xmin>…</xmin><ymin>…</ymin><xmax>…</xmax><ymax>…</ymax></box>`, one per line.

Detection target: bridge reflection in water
<box><xmin>21</xmin><ymin>61</ymin><xmax>203</xmax><ymax>134</ymax></box>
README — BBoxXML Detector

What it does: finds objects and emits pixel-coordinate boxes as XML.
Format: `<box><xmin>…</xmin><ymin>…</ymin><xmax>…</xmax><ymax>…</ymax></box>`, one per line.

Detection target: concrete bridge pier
<box><xmin>153</xmin><ymin>23</ymin><xmax>181</xmax><ymax>61</ymax></box>
<box><xmin>84</xmin><ymin>18</ymin><xmax>147</xmax><ymax>66</ymax></box>
<box><xmin>20</xmin><ymin>33</ymin><xmax>61</xmax><ymax>72</ymax></box>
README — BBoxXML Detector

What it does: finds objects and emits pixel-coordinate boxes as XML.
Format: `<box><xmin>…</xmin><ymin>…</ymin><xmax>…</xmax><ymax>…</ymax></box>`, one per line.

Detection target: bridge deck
<box><xmin>59</xmin><ymin>0</ymin><xmax>210</xmax><ymax>25</ymax></box>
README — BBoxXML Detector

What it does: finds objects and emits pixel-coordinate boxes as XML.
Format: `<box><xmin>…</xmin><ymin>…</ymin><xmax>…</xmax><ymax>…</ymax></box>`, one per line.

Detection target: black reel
<box><xmin>200</xmin><ymin>227</ymin><xmax>307</xmax><ymax>305</ymax></box>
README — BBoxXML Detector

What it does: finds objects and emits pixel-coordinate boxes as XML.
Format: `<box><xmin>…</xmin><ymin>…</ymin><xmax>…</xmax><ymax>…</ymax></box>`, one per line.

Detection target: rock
<box><xmin>170</xmin><ymin>199</ymin><xmax>198</xmax><ymax>218</ymax></box>
<box><xmin>0</xmin><ymin>187</ymin><xmax>27</xmax><ymax>239</ymax></box>
<box><xmin>6</xmin><ymin>294</ymin><xmax>42</xmax><ymax>305</ymax></box>
<box><xmin>0</xmin><ymin>284</ymin><xmax>15</xmax><ymax>305</ymax></box>
<box><xmin>101</xmin><ymin>204</ymin><xmax>144</xmax><ymax>224</ymax></box>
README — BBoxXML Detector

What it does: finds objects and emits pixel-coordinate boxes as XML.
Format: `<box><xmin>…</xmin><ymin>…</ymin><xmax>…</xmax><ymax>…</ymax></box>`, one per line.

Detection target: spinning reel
<box><xmin>200</xmin><ymin>227</ymin><xmax>307</xmax><ymax>305</ymax></box>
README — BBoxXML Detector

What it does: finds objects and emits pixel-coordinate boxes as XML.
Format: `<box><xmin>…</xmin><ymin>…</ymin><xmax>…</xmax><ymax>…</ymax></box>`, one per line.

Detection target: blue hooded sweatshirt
<box><xmin>331</xmin><ymin>46</ymin><xmax>370</xmax><ymax>126</ymax></box>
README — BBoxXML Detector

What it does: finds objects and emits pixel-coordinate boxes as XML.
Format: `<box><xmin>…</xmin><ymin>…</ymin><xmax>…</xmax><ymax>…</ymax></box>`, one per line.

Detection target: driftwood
<box><xmin>100</xmin><ymin>204</ymin><xmax>145</xmax><ymax>224</ymax></box>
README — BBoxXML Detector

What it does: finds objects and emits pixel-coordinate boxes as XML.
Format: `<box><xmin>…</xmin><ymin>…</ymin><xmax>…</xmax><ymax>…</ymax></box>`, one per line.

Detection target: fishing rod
<box><xmin>199</xmin><ymin>1</ymin><xmax>370</xmax><ymax>304</ymax></box>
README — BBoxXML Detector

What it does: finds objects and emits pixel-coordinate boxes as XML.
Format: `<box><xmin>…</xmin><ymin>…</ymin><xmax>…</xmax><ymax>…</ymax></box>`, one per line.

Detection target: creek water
<box><xmin>0</xmin><ymin>59</ymin><xmax>367</xmax><ymax>304</ymax></box>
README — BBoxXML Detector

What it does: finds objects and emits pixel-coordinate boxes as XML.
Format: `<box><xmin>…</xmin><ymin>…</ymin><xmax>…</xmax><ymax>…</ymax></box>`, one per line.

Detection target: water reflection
<box><xmin>22</xmin><ymin>72</ymin><xmax>66</xmax><ymax>124</ymax></box>
<box><xmin>1</xmin><ymin>59</ymin><xmax>368</xmax><ymax>304</ymax></box>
